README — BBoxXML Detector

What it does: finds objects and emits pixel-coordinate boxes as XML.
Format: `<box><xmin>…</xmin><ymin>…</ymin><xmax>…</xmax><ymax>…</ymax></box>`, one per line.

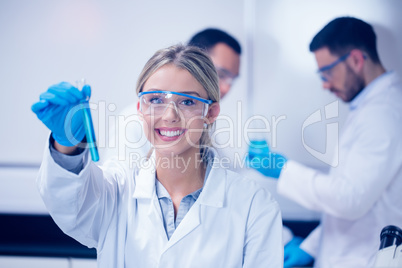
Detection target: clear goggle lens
<box><xmin>139</xmin><ymin>91</ymin><xmax>212</xmax><ymax>118</ymax></box>
<box><xmin>216</xmin><ymin>67</ymin><xmax>237</xmax><ymax>86</ymax></box>
<box><xmin>318</xmin><ymin>70</ymin><xmax>332</xmax><ymax>82</ymax></box>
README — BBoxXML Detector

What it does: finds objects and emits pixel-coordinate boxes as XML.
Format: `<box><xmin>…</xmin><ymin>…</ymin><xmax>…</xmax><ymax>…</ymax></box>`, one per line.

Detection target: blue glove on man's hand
<box><xmin>284</xmin><ymin>236</ymin><xmax>314</xmax><ymax>268</ymax></box>
<box><xmin>247</xmin><ymin>140</ymin><xmax>287</xmax><ymax>178</ymax></box>
<box><xmin>31</xmin><ymin>82</ymin><xmax>91</xmax><ymax>146</ymax></box>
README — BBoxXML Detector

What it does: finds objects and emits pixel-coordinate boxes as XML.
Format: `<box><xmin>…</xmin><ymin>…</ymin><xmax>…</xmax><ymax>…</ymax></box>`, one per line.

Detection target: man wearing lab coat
<box><xmin>249</xmin><ymin>16</ymin><xmax>402</xmax><ymax>267</ymax></box>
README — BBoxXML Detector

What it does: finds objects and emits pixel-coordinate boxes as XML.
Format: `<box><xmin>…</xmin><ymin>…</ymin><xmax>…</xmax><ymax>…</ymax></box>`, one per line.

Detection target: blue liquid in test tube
<box><xmin>77</xmin><ymin>79</ymin><xmax>99</xmax><ymax>162</ymax></box>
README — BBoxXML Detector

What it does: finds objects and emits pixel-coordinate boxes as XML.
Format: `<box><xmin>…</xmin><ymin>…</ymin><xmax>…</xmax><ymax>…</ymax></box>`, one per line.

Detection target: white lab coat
<box><xmin>37</xmin><ymin>141</ymin><xmax>283</xmax><ymax>268</ymax></box>
<box><xmin>277</xmin><ymin>71</ymin><xmax>402</xmax><ymax>267</ymax></box>
<box><xmin>102</xmin><ymin>99</ymin><xmax>295</xmax><ymax>245</ymax></box>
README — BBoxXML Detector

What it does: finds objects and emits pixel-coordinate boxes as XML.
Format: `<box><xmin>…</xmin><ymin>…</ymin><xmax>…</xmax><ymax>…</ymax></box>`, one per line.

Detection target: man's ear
<box><xmin>349</xmin><ymin>49</ymin><xmax>366</xmax><ymax>73</ymax></box>
<box><xmin>204</xmin><ymin>102</ymin><xmax>220</xmax><ymax>125</ymax></box>
<box><xmin>137</xmin><ymin>101</ymin><xmax>143</xmax><ymax>121</ymax></box>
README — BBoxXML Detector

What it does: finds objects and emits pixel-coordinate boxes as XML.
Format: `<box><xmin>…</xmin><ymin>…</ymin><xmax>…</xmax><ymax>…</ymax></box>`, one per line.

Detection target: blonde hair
<box><xmin>136</xmin><ymin>44</ymin><xmax>220</xmax><ymax>158</ymax></box>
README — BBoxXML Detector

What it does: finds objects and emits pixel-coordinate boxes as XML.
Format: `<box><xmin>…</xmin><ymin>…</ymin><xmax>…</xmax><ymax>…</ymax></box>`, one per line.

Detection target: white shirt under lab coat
<box><xmin>277</xmin><ymin>71</ymin><xmax>402</xmax><ymax>267</ymax></box>
<box><xmin>37</xmin><ymin>142</ymin><xmax>283</xmax><ymax>267</ymax></box>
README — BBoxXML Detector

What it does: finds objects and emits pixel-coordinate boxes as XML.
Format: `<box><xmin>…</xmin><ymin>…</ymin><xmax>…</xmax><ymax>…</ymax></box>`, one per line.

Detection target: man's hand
<box><xmin>284</xmin><ymin>236</ymin><xmax>314</xmax><ymax>268</ymax></box>
<box><xmin>247</xmin><ymin>140</ymin><xmax>287</xmax><ymax>179</ymax></box>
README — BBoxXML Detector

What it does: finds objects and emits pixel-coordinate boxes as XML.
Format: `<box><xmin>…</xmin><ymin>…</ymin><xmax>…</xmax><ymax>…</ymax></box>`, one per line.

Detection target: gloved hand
<box><xmin>31</xmin><ymin>81</ymin><xmax>91</xmax><ymax>146</ymax></box>
<box><xmin>247</xmin><ymin>140</ymin><xmax>287</xmax><ymax>178</ymax></box>
<box><xmin>284</xmin><ymin>236</ymin><xmax>314</xmax><ymax>268</ymax></box>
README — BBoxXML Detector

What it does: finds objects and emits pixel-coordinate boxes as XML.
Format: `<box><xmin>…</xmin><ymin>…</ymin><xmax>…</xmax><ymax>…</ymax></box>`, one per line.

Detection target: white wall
<box><xmin>0</xmin><ymin>0</ymin><xmax>245</xmax><ymax>165</ymax></box>
<box><xmin>1</xmin><ymin>0</ymin><xmax>401</xmax><ymax>219</ymax></box>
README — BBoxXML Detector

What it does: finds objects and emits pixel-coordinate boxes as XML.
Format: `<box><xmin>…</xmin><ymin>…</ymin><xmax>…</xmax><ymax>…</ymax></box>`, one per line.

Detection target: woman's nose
<box><xmin>161</xmin><ymin>101</ymin><xmax>180</xmax><ymax>122</ymax></box>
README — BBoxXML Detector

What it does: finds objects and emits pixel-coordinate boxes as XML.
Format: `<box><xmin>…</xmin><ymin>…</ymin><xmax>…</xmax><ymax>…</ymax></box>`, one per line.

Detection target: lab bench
<box><xmin>0</xmin><ymin>213</ymin><xmax>96</xmax><ymax>259</ymax></box>
<box><xmin>0</xmin><ymin>213</ymin><xmax>319</xmax><ymax>259</ymax></box>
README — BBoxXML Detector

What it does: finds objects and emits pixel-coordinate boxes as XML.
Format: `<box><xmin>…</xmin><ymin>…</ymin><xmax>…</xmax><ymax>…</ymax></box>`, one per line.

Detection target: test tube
<box><xmin>76</xmin><ymin>79</ymin><xmax>99</xmax><ymax>162</ymax></box>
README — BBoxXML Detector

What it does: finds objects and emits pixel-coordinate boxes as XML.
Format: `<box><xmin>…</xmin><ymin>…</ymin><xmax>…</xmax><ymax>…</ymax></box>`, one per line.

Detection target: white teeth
<box><xmin>159</xmin><ymin>130</ymin><xmax>184</xmax><ymax>137</ymax></box>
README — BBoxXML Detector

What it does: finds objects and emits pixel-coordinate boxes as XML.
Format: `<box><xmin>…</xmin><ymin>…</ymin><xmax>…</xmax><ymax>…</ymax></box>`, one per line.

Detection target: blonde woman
<box><xmin>32</xmin><ymin>44</ymin><xmax>283</xmax><ymax>267</ymax></box>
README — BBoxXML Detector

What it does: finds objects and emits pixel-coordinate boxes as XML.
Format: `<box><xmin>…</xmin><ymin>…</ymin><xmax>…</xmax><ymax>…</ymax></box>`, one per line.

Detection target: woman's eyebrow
<box><xmin>179</xmin><ymin>91</ymin><xmax>201</xmax><ymax>97</ymax></box>
<box><xmin>143</xmin><ymin>89</ymin><xmax>203</xmax><ymax>98</ymax></box>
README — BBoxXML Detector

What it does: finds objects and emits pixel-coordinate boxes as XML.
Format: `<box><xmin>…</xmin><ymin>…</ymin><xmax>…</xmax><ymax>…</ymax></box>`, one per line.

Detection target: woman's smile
<box><xmin>155</xmin><ymin>127</ymin><xmax>187</xmax><ymax>141</ymax></box>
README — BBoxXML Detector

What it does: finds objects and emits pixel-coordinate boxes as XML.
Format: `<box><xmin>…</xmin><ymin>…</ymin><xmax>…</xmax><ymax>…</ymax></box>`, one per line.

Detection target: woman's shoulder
<box><xmin>222</xmin><ymin>168</ymin><xmax>277</xmax><ymax>204</ymax></box>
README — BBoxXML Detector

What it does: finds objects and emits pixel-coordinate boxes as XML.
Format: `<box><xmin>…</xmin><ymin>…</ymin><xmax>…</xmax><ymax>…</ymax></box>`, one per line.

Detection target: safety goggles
<box><xmin>216</xmin><ymin>66</ymin><xmax>238</xmax><ymax>86</ymax></box>
<box><xmin>317</xmin><ymin>52</ymin><xmax>350</xmax><ymax>82</ymax></box>
<box><xmin>138</xmin><ymin>91</ymin><xmax>213</xmax><ymax>118</ymax></box>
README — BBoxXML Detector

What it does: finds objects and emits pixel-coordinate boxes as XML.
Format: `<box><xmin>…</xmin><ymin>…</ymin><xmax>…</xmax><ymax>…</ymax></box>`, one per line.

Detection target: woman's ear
<box><xmin>137</xmin><ymin>101</ymin><xmax>143</xmax><ymax>121</ymax></box>
<box><xmin>205</xmin><ymin>102</ymin><xmax>220</xmax><ymax>125</ymax></box>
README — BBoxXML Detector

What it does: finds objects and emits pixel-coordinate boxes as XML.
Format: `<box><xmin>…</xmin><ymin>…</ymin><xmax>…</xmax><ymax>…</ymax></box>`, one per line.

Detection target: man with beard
<box><xmin>248</xmin><ymin>16</ymin><xmax>402</xmax><ymax>267</ymax></box>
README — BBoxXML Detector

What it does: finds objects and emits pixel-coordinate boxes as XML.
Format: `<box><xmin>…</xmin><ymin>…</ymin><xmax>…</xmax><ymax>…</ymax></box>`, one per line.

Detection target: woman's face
<box><xmin>138</xmin><ymin>64</ymin><xmax>218</xmax><ymax>158</ymax></box>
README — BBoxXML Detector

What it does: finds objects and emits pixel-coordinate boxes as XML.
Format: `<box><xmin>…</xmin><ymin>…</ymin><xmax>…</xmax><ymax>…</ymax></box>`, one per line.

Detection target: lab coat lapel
<box><xmin>148</xmin><ymin>194</ymin><xmax>169</xmax><ymax>243</ymax></box>
<box><xmin>132</xmin><ymin>155</ymin><xmax>168</xmax><ymax>242</ymax></box>
<box><xmin>163</xmin><ymin>201</ymin><xmax>201</xmax><ymax>252</ymax></box>
<box><xmin>198</xmin><ymin>164</ymin><xmax>226</xmax><ymax>208</ymax></box>
<box><xmin>162</xmin><ymin>161</ymin><xmax>226</xmax><ymax>252</ymax></box>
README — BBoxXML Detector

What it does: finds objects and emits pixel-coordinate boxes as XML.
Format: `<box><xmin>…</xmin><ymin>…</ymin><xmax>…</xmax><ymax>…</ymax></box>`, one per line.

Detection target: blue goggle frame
<box><xmin>138</xmin><ymin>90</ymin><xmax>213</xmax><ymax>104</ymax></box>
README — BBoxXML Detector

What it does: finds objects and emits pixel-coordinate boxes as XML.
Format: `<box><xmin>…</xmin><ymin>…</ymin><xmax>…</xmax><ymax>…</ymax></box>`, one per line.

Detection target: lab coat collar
<box><xmin>349</xmin><ymin>71</ymin><xmax>396</xmax><ymax>110</ymax></box>
<box><xmin>132</xmin><ymin>150</ymin><xmax>226</xmax><ymax>208</ymax></box>
<box><xmin>131</xmin><ymin>150</ymin><xmax>227</xmax><ymax>252</ymax></box>
<box><xmin>132</xmin><ymin>155</ymin><xmax>157</xmax><ymax>199</ymax></box>
<box><xmin>198</xmin><ymin>160</ymin><xmax>226</xmax><ymax>208</ymax></box>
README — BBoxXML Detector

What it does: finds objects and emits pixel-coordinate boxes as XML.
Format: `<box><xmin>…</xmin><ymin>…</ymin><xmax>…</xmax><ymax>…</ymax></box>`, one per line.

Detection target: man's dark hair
<box><xmin>309</xmin><ymin>17</ymin><xmax>380</xmax><ymax>63</ymax></box>
<box><xmin>188</xmin><ymin>28</ymin><xmax>241</xmax><ymax>55</ymax></box>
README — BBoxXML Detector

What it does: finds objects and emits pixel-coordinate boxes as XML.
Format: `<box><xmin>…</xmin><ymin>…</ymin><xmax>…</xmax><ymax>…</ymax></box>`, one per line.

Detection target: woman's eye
<box><xmin>149</xmin><ymin>97</ymin><xmax>163</xmax><ymax>104</ymax></box>
<box><xmin>180</xmin><ymin>99</ymin><xmax>196</xmax><ymax>106</ymax></box>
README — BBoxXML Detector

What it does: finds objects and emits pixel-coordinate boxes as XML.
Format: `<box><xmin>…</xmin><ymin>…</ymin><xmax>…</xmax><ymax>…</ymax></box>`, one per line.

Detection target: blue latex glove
<box><xmin>31</xmin><ymin>81</ymin><xmax>91</xmax><ymax>146</ymax></box>
<box><xmin>284</xmin><ymin>236</ymin><xmax>314</xmax><ymax>268</ymax></box>
<box><xmin>247</xmin><ymin>140</ymin><xmax>287</xmax><ymax>178</ymax></box>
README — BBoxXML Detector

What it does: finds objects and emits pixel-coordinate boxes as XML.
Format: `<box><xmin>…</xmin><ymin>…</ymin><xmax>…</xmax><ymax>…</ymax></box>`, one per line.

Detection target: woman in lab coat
<box><xmin>32</xmin><ymin>44</ymin><xmax>283</xmax><ymax>267</ymax></box>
